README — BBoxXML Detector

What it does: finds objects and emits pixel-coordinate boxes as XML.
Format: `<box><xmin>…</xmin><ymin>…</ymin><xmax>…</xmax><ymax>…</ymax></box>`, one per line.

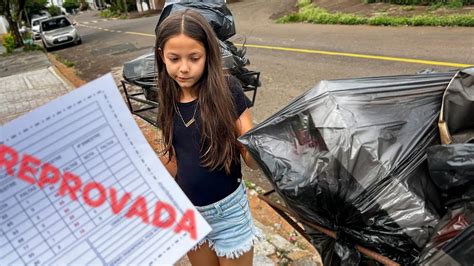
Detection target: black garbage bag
<box><xmin>427</xmin><ymin>144</ymin><xmax>474</xmax><ymax>191</ymax></box>
<box><xmin>428</xmin><ymin>68</ymin><xmax>474</xmax><ymax>205</ymax></box>
<box><xmin>155</xmin><ymin>0</ymin><xmax>236</xmax><ymax>41</ymax></box>
<box><xmin>304</xmin><ymin>225</ymin><xmax>361</xmax><ymax>266</ymax></box>
<box><xmin>438</xmin><ymin>67</ymin><xmax>474</xmax><ymax>144</ymax></box>
<box><xmin>239</xmin><ymin>71</ymin><xmax>462</xmax><ymax>264</ymax></box>
<box><xmin>122</xmin><ymin>52</ymin><xmax>157</xmax><ymax>87</ymax></box>
<box><xmin>418</xmin><ymin>201</ymin><xmax>474</xmax><ymax>265</ymax></box>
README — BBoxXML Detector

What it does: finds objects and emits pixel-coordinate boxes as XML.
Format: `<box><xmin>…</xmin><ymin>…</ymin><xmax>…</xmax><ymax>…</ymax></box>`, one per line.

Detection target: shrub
<box><xmin>362</xmin><ymin>0</ymin><xmax>473</xmax><ymax>6</ymax></box>
<box><xmin>298</xmin><ymin>0</ymin><xmax>312</xmax><ymax>8</ymax></box>
<box><xmin>23</xmin><ymin>41</ymin><xmax>42</xmax><ymax>52</ymax></box>
<box><xmin>80</xmin><ymin>1</ymin><xmax>89</xmax><ymax>11</ymax></box>
<box><xmin>369</xmin><ymin>15</ymin><xmax>406</xmax><ymax>25</ymax></box>
<box><xmin>56</xmin><ymin>55</ymin><xmax>75</xmax><ymax>67</ymax></box>
<box><xmin>2</xmin><ymin>33</ymin><xmax>16</xmax><ymax>54</ymax></box>
<box><xmin>446</xmin><ymin>0</ymin><xmax>465</xmax><ymax>8</ymax></box>
<box><xmin>279</xmin><ymin>1</ymin><xmax>474</xmax><ymax>26</ymax></box>
<box><xmin>48</xmin><ymin>5</ymin><xmax>62</xmax><ymax>16</ymax></box>
<box><xmin>99</xmin><ymin>9</ymin><xmax>120</xmax><ymax>18</ymax></box>
<box><xmin>63</xmin><ymin>0</ymin><xmax>80</xmax><ymax>13</ymax></box>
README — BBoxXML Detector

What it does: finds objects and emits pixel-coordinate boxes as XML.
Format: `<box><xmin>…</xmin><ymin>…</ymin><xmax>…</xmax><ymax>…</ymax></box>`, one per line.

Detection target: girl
<box><xmin>155</xmin><ymin>9</ymin><xmax>262</xmax><ymax>266</ymax></box>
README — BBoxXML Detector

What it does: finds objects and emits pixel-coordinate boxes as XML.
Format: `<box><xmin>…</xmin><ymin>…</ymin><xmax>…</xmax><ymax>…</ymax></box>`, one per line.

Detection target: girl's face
<box><xmin>162</xmin><ymin>34</ymin><xmax>206</xmax><ymax>92</ymax></box>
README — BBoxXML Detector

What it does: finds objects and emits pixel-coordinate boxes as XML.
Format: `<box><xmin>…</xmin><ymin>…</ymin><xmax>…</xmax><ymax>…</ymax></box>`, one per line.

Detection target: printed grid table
<box><xmin>0</xmin><ymin>74</ymin><xmax>210</xmax><ymax>265</ymax></box>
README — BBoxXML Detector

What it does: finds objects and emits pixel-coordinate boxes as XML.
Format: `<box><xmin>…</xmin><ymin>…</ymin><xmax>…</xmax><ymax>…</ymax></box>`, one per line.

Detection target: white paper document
<box><xmin>0</xmin><ymin>74</ymin><xmax>211</xmax><ymax>265</ymax></box>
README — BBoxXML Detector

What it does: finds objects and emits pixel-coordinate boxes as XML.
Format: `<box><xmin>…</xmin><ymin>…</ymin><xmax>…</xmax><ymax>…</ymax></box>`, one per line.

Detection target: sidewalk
<box><xmin>0</xmin><ymin>51</ymin><xmax>74</xmax><ymax>124</ymax></box>
<box><xmin>1</xmin><ymin>51</ymin><xmax>322</xmax><ymax>265</ymax></box>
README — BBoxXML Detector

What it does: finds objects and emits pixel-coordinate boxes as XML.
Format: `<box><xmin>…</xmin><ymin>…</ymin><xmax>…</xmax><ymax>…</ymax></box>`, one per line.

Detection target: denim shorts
<box><xmin>192</xmin><ymin>182</ymin><xmax>263</xmax><ymax>259</ymax></box>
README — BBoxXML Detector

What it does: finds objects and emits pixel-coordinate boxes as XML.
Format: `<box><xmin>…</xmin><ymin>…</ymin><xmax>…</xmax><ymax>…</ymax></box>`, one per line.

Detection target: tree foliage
<box><xmin>0</xmin><ymin>0</ymin><xmax>26</xmax><ymax>48</ymax></box>
<box><xmin>48</xmin><ymin>5</ymin><xmax>61</xmax><ymax>16</ymax></box>
<box><xmin>63</xmin><ymin>0</ymin><xmax>80</xmax><ymax>13</ymax></box>
<box><xmin>104</xmin><ymin>0</ymin><xmax>138</xmax><ymax>14</ymax></box>
<box><xmin>79</xmin><ymin>0</ymin><xmax>90</xmax><ymax>11</ymax></box>
<box><xmin>2</xmin><ymin>33</ymin><xmax>16</xmax><ymax>53</ymax></box>
<box><xmin>0</xmin><ymin>0</ymin><xmax>50</xmax><ymax>49</ymax></box>
<box><xmin>25</xmin><ymin>0</ymin><xmax>48</xmax><ymax>19</ymax></box>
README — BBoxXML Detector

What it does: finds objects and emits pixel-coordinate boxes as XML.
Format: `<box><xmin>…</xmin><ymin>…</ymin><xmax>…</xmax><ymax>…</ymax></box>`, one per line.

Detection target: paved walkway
<box><xmin>0</xmin><ymin>51</ymin><xmax>73</xmax><ymax>124</ymax></box>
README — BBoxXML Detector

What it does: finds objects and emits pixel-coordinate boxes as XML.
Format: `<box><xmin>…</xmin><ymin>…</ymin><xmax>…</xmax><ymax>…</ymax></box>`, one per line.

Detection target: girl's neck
<box><xmin>179</xmin><ymin>86</ymin><xmax>198</xmax><ymax>103</ymax></box>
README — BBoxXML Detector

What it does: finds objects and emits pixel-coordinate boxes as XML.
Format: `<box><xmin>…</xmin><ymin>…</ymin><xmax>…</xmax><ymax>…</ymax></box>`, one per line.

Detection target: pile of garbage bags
<box><xmin>122</xmin><ymin>0</ymin><xmax>259</xmax><ymax>101</ymax></box>
<box><xmin>239</xmin><ymin>67</ymin><xmax>474</xmax><ymax>265</ymax></box>
<box><xmin>418</xmin><ymin>68</ymin><xmax>474</xmax><ymax>265</ymax></box>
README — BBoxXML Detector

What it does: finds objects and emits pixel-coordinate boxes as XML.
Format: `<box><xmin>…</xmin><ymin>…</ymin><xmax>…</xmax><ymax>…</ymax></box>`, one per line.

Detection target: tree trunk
<box><xmin>123</xmin><ymin>0</ymin><xmax>128</xmax><ymax>15</ymax></box>
<box><xmin>5</xmin><ymin>15</ymin><xmax>23</xmax><ymax>48</ymax></box>
<box><xmin>21</xmin><ymin>8</ymin><xmax>30</xmax><ymax>27</ymax></box>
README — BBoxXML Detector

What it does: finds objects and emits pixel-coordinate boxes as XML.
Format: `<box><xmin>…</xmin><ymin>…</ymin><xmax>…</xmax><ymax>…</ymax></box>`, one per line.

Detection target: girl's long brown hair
<box><xmin>155</xmin><ymin>10</ymin><xmax>240</xmax><ymax>174</ymax></box>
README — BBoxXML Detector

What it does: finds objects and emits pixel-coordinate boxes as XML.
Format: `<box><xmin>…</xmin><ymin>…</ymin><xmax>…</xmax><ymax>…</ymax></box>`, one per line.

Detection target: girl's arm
<box><xmin>160</xmin><ymin>155</ymin><xmax>177</xmax><ymax>178</ymax></box>
<box><xmin>236</xmin><ymin>108</ymin><xmax>259</xmax><ymax>170</ymax></box>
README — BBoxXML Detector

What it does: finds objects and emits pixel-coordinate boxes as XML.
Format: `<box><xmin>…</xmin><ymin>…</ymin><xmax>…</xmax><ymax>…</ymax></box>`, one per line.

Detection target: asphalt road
<box><xmin>53</xmin><ymin>0</ymin><xmax>474</xmax><ymax>190</ymax></box>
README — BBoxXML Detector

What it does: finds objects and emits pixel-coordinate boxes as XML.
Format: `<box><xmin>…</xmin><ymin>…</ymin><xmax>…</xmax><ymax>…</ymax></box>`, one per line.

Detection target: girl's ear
<box><xmin>157</xmin><ymin>48</ymin><xmax>165</xmax><ymax>63</ymax></box>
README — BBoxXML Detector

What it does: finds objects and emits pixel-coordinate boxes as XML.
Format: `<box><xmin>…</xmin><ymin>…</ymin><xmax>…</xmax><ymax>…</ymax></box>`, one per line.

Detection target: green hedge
<box><xmin>278</xmin><ymin>4</ymin><xmax>474</xmax><ymax>26</ymax></box>
<box><xmin>362</xmin><ymin>0</ymin><xmax>474</xmax><ymax>5</ymax></box>
<box><xmin>63</xmin><ymin>0</ymin><xmax>80</xmax><ymax>13</ymax></box>
<box><xmin>2</xmin><ymin>33</ymin><xmax>16</xmax><ymax>54</ymax></box>
<box><xmin>48</xmin><ymin>5</ymin><xmax>62</xmax><ymax>16</ymax></box>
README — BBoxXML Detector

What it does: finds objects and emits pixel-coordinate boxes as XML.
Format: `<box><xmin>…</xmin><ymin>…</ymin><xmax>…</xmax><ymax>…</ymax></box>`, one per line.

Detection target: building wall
<box><xmin>0</xmin><ymin>16</ymin><xmax>9</xmax><ymax>34</ymax></box>
<box><xmin>48</xmin><ymin>0</ymin><xmax>64</xmax><ymax>6</ymax></box>
<box><xmin>138</xmin><ymin>0</ymin><xmax>165</xmax><ymax>12</ymax></box>
<box><xmin>91</xmin><ymin>0</ymin><xmax>105</xmax><ymax>10</ymax></box>
<box><xmin>137</xmin><ymin>0</ymin><xmax>149</xmax><ymax>12</ymax></box>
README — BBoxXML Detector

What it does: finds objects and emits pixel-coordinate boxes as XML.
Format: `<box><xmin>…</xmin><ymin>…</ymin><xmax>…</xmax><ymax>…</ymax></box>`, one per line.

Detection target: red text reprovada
<box><xmin>0</xmin><ymin>144</ymin><xmax>197</xmax><ymax>240</ymax></box>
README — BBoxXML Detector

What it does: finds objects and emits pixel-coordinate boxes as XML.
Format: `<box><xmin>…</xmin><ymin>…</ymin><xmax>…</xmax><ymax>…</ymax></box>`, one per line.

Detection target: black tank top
<box><xmin>172</xmin><ymin>76</ymin><xmax>249</xmax><ymax>206</ymax></box>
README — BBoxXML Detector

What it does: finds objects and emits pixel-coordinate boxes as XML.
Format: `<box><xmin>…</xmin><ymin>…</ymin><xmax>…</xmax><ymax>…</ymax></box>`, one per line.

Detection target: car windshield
<box><xmin>41</xmin><ymin>18</ymin><xmax>71</xmax><ymax>31</ymax></box>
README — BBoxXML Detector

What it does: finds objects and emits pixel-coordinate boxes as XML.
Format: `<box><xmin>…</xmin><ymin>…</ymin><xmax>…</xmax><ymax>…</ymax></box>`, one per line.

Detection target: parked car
<box><xmin>40</xmin><ymin>15</ymin><xmax>81</xmax><ymax>51</ymax></box>
<box><xmin>31</xmin><ymin>15</ymin><xmax>50</xmax><ymax>40</ymax></box>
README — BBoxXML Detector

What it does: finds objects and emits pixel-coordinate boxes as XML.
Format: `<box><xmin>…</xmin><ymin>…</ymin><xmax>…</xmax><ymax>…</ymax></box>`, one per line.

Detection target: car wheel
<box><xmin>76</xmin><ymin>38</ymin><xmax>82</xmax><ymax>45</ymax></box>
<box><xmin>42</xmin><ymin>40</ymin><xmax>51</xmax><ymax>52</ymax></box>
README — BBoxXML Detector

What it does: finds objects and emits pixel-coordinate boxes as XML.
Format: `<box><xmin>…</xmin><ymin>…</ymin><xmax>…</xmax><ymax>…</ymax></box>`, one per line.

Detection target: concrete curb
<box><xmin>47</xmin><ymin>53</ymin><xmax>86</xmax><ymax>88</ymax></box>
<box><xmin>48</xmin><ymin>66</ymin><xmax>75</xmax><ymax>91</ymax></box>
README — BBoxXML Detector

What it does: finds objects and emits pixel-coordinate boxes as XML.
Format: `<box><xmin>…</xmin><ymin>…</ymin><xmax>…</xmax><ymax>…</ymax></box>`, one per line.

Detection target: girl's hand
<box><xmin>236</xmin><ymin>109</ymin><xmax>259</xmax><ymax>170</ymax></box>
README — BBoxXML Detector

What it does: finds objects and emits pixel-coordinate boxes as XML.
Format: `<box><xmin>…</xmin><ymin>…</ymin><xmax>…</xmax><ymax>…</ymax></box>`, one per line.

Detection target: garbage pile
<box><xmin>418</xmin><ymin>68</ymin><xmax>474</xmax><ymax>265</ymax></box>
<box><xmin>122</xmin><ymin>0</ymin><xmax>259</xmax><ymax>102</ymax></box>
<box><xmin>239</xmin><ymin>67</ymin><xmax>474</xmax><ymax>265</ymax></box>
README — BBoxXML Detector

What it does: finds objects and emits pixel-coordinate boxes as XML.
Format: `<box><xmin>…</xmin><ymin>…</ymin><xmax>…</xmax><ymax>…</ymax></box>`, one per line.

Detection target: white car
<box><xmin>40</xmin><ymin>16</ymin><xmax>82</xmax><ymax>51</ymax></box>
<box><xmin>31</xmin><ymin>15</ymin><xmax>50</xmax><ymax>40</ymax></box>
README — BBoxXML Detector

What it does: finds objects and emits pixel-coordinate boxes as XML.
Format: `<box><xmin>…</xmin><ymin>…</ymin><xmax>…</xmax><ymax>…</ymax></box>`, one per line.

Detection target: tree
<box><xmin>25</xmin><ymin>0</ymin><xmax>48</xmax><ymax>21</ymax></box>
<box><xmin>122</xmin><ymin>0</ymin><xmax>128</xmax><ymax>15</ymax></box>
<box><xmin>24</xmin><ymin>0</ymin><xmax>48</xmax><ymax>27</ymax></box>
<box><xmin>0</xmin><ymin>0</ymin><xmax>26</xmax><ymax>48</ymax></box>
<box><xmin>63</xmin><ymin>0</ymin><xmax>80</xmax><ymax>13</ymax></box>
<box><xmin>79</xmin><ymin>0</ymin><xmax>89</xmax><ymax>11</ymax></box>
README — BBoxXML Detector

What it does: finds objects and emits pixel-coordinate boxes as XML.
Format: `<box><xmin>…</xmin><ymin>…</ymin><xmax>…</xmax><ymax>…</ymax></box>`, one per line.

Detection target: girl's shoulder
<box><xmin>225</xmin><ymin>75</ymin><xmax>251</xmax><ymax>116</ymax></box>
